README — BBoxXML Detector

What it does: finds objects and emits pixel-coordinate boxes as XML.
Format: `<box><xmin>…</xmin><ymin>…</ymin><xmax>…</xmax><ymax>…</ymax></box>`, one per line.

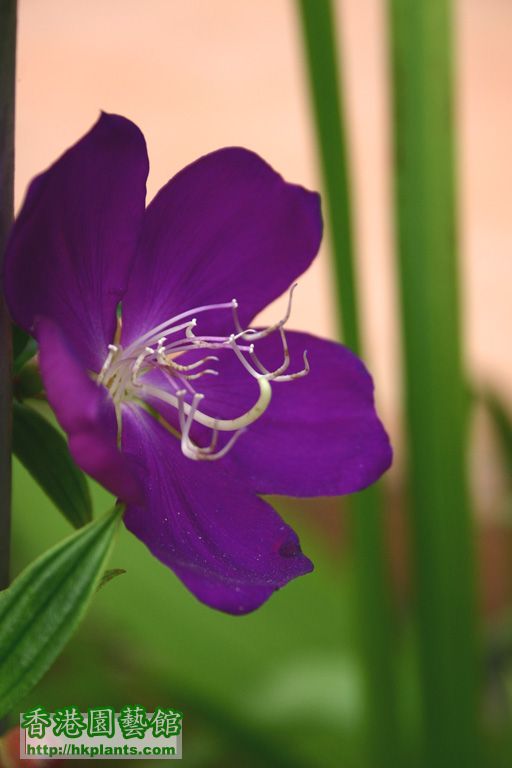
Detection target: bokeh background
<box><xmin>7</xmin><ymin>1</ymin><xmax>512</xmax><ymax>766</ymax></box>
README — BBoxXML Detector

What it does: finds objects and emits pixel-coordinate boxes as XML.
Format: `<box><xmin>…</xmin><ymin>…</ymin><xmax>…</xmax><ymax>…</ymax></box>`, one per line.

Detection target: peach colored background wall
<box><xmin>15</xmin><ymin>0</ymin><xmax>512</xmax><ymax>439</ymax></box>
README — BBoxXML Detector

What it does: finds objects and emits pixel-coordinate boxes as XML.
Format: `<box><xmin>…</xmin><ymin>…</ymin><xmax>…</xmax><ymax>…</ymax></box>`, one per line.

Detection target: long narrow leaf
<box><xmin>297</xmin><ymin>3</ymin><xmax>401</xmax><ymax>766</ymax></box>
<box><xmin>388</xmin><ymin>1</ymin><xmax>479</xmax><ymax>765</ymax></box>
<box><xmin>0</xmin><ymin>506</ymin><xmax>122</xmax><ymax>718</ymax></box>
<box><xmin>12</xmin><ymin>401</ymin><xmax>92</xmax><ymax>528</ymax></box>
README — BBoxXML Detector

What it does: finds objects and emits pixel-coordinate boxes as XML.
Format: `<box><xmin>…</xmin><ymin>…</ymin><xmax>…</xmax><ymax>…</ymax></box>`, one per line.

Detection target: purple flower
<box><xmin>4</xmin><ymin>114</ymin><xmax>391</xmax><ymax>614</ymax></box>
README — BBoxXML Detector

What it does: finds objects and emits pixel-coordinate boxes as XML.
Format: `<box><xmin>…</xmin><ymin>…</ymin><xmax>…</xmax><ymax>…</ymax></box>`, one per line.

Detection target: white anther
<box><xmin>97</xmin><ymin>344</ymin><xmax>119</xmax><ymax>384</ymax></box>
<box><xmin>176</xmin><ymin>389</ymin><xmax>188</xmax><ymax>432</ymax></box>
<box><xmin>181</xmin><ymin>369</ymin><xmax>219</xmax><ymax>381</ymax></box>
<box><xmin>272</xmin><ymin>350</ymin><xmax>310</xmax><ymax>382</ymax></box>
<box><xmin>228</xmin><ymin>337</ymin><xmax>263</xmax><ymax>379</ymax></box>
<box><xmin>186</xmin><ymin>322</ymin><xmax>198</xmax><ymax>340</ymax></box>
<box><xmin>240</xmin><ymin>283</ymin><xmax>298</xmax><ymax>342</ymax></box>
<box><xmin>178</xmin><ymin>392</ymin><xmax>205</xmax><ymax>456</ymax></box>
<box><xmin>131</xmin><ymin>349</ymin><xmax>150</xmax><ymax>386</ymax></box>
<box><xmin>186</xmin><ymin>428</ymin><xmax>247</xmax><ymax>462</ymax></box>
<box><xmin>168</xmin><ymin>355</ymin><xmax>219</xmax><ymax>372</ymax></box>
<box><xmin>197</xmin><ymin>428</ymin><xmax>219</xmax><ymax>455</ymax></box>
<box><xmin>250</xmin><ymin>326</ymin><xmax>291</xmax><ymax>380</ymax></box>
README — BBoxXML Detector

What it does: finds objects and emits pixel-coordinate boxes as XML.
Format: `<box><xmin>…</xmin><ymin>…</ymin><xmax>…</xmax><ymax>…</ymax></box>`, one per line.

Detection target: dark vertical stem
<box><xmin>0</xmin><ymin>0</ymin><xmax>16</xmax><ymax>591</ymax></box>
<box><xmin>297</xmin><ymin>2</ymin><xmax>402</xmax><ymax>766</ymax></box>
<box><xmin>388</xmin><ymin>1</ymin><xmax>479</xmax><ymax>765</ymax></box>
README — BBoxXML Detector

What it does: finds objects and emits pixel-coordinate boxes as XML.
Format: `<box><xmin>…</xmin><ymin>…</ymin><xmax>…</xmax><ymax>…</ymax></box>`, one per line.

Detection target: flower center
<box><xmin>97</xmin><ymin>285</ymin><xmax>309</xmax><ymax>461</ymax></box>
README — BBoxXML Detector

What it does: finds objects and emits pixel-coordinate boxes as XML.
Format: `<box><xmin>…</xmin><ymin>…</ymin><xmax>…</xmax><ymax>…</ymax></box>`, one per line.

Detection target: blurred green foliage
<box><xmin>11</xmin><ymin>462</ymin><xmax>362</xmax><ymax>767</ymax></box>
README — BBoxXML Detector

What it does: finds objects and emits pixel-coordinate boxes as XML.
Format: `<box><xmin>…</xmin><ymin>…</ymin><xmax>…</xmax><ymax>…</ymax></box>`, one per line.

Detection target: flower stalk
<box><xmin>0</xmin><ymin>0</ymin><xmax>16</xmax><ymax>593</ymax></box>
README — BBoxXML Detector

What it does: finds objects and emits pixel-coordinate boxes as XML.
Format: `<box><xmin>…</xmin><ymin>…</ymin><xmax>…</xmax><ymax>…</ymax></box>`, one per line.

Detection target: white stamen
<box><xmin>97</xmin><ymin>287</ymin><xmax>308</xmax><ymax>462</ymax></box>
<box><xmin>131</xmin><ymin>348</ymin><xmax>153</xmax><ymax>386</ymax></box>
<box><xmin>141</xmin><ymin>376</ymin><xmax>272</xmax><ymax>433</ymax></box>
<box><xmin>97</xmin><ymin>344</ymin><xmax>119</xmax><ymax>384</ymax></box>
<box><xmin>124</xmin><ymin>303</ymin><xmax>232</xmax><ymax>354</ymax></box>
<box><xmin>232</xmin><ymin>282</ymin><xmax>298</xmax><ymax>341</ymax></box>
<box><xmin>250</xmin><ymin>326</ymin><xmax>290</xmax><ymax>378</ymax></box>
<box><xmin>273</xmin><ymin>350</ymin><xmax>310</xmax><ymax>382</ymax></box>
<box><xmin>180</xmin><ymin>368</ymin><xmax>219</xmax><ymax>381</ymax></box>
<box><xmin>168</xmin><ymin>355</ymin><xmax>219</xmax><ymax>372</ymax></box>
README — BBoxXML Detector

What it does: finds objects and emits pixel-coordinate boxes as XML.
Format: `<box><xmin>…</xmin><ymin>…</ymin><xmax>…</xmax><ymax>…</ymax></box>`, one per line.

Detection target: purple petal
<box><xmin>121</xmin><ymin>407</ymin><xmax>313</xmax><ymax>615</ymax></box>
<box><xmin>36</xmin><ymin>317</ymin><xmax>143</xmax><ymax>504</ymax></box>
<box><xmin>121</xmin><ymin>148</ymin><xmax>322</xmax><ymax>344</ymax></box>
<box><xmin>4</xmin><ymin>113</ymin><xmax>149</xmax><ymax>371</ymax></box>
<box><xmin>179</xmin><ymin>331</ymin><xmax>392</xmax><ymax>497</ymax></box>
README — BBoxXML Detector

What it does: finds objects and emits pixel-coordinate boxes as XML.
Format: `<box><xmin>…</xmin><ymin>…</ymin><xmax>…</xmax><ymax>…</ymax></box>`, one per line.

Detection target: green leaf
<box><xmin>388</xmin><ymin>1</ymin><xmax>479</xmax><ymax>765</ymax></box>
<box><xmin>14</xmin><ymin>359</ymin><xmax>44</xmax><ymax>400</ymax></box>
<box><xmin>483</xmin><ymin>390</ymin><xmax>512</xmax><ymax>484</ymax></box>
<box><xmin>12</xmin><ymin>325</ymin><xmax>37</xmax><ymax>374</ymax></box>
<box><xmin>0</xmin><ymin>506</ymin><xmax>123</xmax><ymax>718</ymax></box>
<box><xmin>12</xmin><ymin>401</ymin><xmax>92</xmax><ymax>528</ymax></box>
<box><xmin>97</xmin><ymin>568</ymin><xmax>126</xmax><ymax>591</ymax></box>
<box><xmin>297</xmin><ymin>4</ymin><xmax>401</xmax><ymax>765</ymax></box>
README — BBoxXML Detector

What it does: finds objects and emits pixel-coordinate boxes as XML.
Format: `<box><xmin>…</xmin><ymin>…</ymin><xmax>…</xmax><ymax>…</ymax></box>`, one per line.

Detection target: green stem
<box><xmin>0</xmin><ymin>0</ymin><xmax>16</xmax><ymax>593</ymax></box>
<box><xmin>297</xmin><ymin>2</ymin><xmax>401</xmax><ymax>765</ymax></box>
<box><xmin>388</xmin><ymin>1</ymin><xmax>480</xmax><ymax>765</ymax></box>
<box><xmin>297</xmin><ymin>0</ymin><xmax>357</xmax><ymax>351</ymax></box>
